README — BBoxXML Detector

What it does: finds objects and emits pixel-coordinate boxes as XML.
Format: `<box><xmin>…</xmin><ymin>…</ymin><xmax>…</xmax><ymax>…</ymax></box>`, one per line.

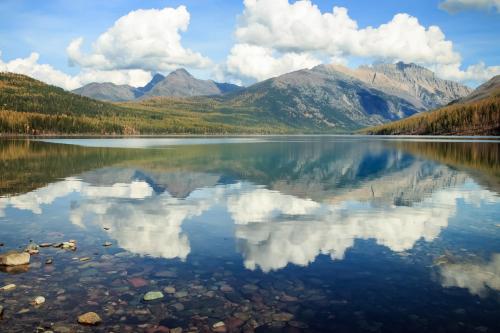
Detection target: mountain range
<box><xmin>73</xmin><ymin>69</ymin><xmax>242</xmax><ymax>101</ymax></box>
<box><xmin>73</xmin><ymin>62</ymin><xmax>472</xmax><ymax>129</ymax></box>
<box><xmin>1</xmin><ymin>62</ymin><xmax>495</xmax><ymax>135</ymax></box>
<box><xmin>218</xmin><ymin>62</ymin><xmax>471</xmax><ymax>129</ymax></box>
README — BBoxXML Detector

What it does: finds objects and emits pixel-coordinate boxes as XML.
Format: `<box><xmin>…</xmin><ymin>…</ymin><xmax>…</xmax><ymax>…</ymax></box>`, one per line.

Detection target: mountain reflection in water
<box><xmin>0</xmin><ymin>137</ymin><xmax>499</xmax><ymax>333</ymax></box>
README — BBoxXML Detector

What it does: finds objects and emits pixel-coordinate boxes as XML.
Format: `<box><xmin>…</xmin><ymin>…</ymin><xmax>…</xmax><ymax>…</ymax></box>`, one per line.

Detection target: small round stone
<box><xmin>34</xmin><ymin>296</ymin><xmax>45</xmax><ymax>306</ymax></box>
<box><xmin>77</xmin><ymin>312</ymin><xmax>102</xmax><ymax>325</ymax></box>
<box><xmin>163</xmin><ymin>286</ymin><xmax>176</xmax><ymax>294</ymax></box>
<box><xmin>143</xmin><ymin>291</ymin><xmax>164</xmax><ymax>301</ymax></box>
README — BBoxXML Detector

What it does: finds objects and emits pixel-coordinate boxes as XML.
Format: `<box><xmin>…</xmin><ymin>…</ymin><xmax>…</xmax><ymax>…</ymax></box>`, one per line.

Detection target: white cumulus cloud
<box><xmin>1</xmin><ymin>5</ymin><xmax>210</xmax><ymax>89</ymax></box>
<box><xmin>226</xmin><ymin>44</ymin><xmax>321</xmax><ymax>82</ymax></box>
<box><xmin>0</xmin><ymin>51</ymin><xmax>153</xmax><ymax>89</ymax></box>
<box><xmin>222</xmin><ymin>0</ymin><xmax>499</xmax><ymax>83</ymax></box>
<box><xmin>0</xmin><ymin>51</ymin><xmax>80</xmax><ymax>90</ymax></box>
<box><xmin>67</xmin><ymin>6</ymin><xmax>212</xmax><ymax>73</ymax></box>
<box><xmin>439</xmin><ymin>0</ymin><xmax>500</xmax><ymax>13</ymax></box>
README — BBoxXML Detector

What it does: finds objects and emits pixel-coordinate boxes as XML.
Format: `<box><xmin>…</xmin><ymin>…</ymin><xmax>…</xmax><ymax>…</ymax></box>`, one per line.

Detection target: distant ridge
<box><xmin>72</xmin><ymin>69</ymin><xmax>242</xmax><ymax>101</ymax></box>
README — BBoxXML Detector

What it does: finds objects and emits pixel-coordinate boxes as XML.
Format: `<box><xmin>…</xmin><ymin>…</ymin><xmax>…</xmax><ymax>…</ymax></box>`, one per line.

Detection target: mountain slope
<box><xmin>454</xmin><ymin>75</ymin><xmax>500</xmax><ymax>104</ymax></box>
<box><xmin>361</xmin><ymin>75</ymin><xmax>500</xmax><ymax>135</ymax></box>
<box><xmin>72</xmin><ymin>74</ymin><xmax>168</xmax><ymax>102</ymax></box>
<box><xmin>143</xmin><ymin>68</ymin><xmax>241</xmax><ymax>98</ymax></box>
<box><xmin>327</xmin><ymin>62</ymin><xmax>472</xmax><ymax>109</ymax></box>
<box><xmin>144</xmin><ymin>68</ymin><xmax>220</xmax><ymax>98</ymax></box>
<box><xmin>73</xmin><ymin>82</ymin><xmax>138</xmax><ymax>102</ymax></box>
<box><xmin>135</xmin><ymin>73</ymin><xmax>165</xmax><ymax>96</ymax></box>
<box><xmin>222</xmin><ymin>64</ymin><xmax>458</xmax><ymax>130</ymax></box>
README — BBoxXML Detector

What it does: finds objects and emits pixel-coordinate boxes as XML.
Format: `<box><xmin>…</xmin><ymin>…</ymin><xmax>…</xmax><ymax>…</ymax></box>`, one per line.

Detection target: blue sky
<box><xmin>0</xmin><ymin>0</ymin><xmax>498</xmax><ymax>88</ymax></box>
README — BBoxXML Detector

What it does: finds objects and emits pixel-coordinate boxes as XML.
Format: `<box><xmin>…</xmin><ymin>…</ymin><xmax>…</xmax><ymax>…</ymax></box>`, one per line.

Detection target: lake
<box><xmin>0</xmin><ymin>136</ymin><xmax>499</xmax><ymax>333</ymax></box>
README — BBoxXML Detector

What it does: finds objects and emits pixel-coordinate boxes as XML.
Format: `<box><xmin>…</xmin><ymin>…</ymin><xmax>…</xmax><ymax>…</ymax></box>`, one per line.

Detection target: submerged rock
<box><xmin>213</xmin><ymin>321</ymin><xmax>227</xmax><ymax>333</ymax></box>
<box><xmin>62</xmin><ymin>242</ymin><xmax>76</xmax><ymax>250</ymax></box>
<box><xmin>24</xmin><ymin>243</ymin><xmax>39</xmax><ymax>255</ymax></box>
<box><xmin>154</xmin><ymin>270</ymin><xmax>177</xmax><ymax>278</ymax></box>
<box><xmin>171</xmin><ymin>302</ymin><xmax>184</xmax><ymax>311</ymax></box>
<box><xmin>129</xmin><ymin>277</ymin><xmax>148</xmax><ymax>288</ymax></box>
<box><xmin>272</xmin><ymin>312</ymin><xmax>294</xmax><ymax>322</ymax></box>
<box><xmin>0</xmin><ymin>284</ymin><xmax>17</xmax><ymax>291</ymax></box>
<box><xmin>220</xmin><ymin>285</ymin><xmax>234</xmax><ymax>292</ymax></box>
<box><xmin>33</xmin><ymin>296</ymin><xmax>45</xmax><ymax>306</ymax></box>
<box><xmin>174</xmin><ymin>291</ymin><xmax>188</xmax><ymax>298</ymax></box>
<box><xmin>77</xmin><ymin>312</ymin><xmax>102</xmax><ymax>325</ymax></box>
<box><xmin>163</xmin><ymin>286</ymin><xmax>176</xmax><ymax>294</ymax></box>
<box><xmin>146</xmin><ymin>325</ymin><xmax>170</xmax><ymax>333</ymax></box>
<box><xmin>143</xmin><ymin>291</ymin><xmax>164</xmax><ymax>301</ymax></box>
<box><xmin>0</xmin><ymin>252</ymin><xmax>30</xmax><ymax>266</ymax></box>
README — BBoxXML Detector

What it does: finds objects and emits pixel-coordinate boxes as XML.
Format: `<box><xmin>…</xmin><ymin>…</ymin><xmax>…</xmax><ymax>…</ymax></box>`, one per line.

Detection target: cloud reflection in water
<box><xmin>439</xmin><ymin>254</ymin><xmax>500</xmax><ymax>296</ymax></box>
<box><xmin>0</xmin><ymin>170</ymin><xmax>498</xmax><ymax>274</ymax></box>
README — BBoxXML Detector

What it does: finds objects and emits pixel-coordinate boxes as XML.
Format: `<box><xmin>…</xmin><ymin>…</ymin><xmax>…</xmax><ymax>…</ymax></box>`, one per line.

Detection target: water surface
<box><xmin>0</xmin><ymin>137</ymin><xmax>499</xmax><ymax>333</ymax></box>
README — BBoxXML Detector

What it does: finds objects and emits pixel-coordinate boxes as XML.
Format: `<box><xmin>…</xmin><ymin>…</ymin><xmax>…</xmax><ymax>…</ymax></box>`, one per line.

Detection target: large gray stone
<box><xmin>0</xmin><ymin>252</ymin><xmax>30</xmax><ymax>266</ymax></box>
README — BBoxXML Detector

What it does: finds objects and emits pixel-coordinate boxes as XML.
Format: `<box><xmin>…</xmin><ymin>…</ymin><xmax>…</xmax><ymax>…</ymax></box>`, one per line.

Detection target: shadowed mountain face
<box><xmin>134</xmin><ymin>73</ymin><xmax>165</xmax><ymax>96</ymax></box>
<box><xmin>72</xmin><ymin>69</ymin><xmax>241</xmax><ymax>101</ymax></box>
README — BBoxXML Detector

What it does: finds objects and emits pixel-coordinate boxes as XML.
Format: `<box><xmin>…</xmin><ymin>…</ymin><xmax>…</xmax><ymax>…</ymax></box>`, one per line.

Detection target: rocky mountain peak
<box><xmin>325</xmin><ymin>62</ymin><xmax>472</xmax><ymax>109</ymax></box>
<box><xmin>168</xmin><ymin>68</ymin><xmax>193</xmax><ymax>78</ymax></box>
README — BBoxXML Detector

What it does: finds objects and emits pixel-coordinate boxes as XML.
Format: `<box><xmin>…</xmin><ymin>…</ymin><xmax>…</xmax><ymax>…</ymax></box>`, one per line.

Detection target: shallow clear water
<box><xmin>0</xmin><ymin>137</ymin><xmax>499</xmax><ymax>333</ymax></box>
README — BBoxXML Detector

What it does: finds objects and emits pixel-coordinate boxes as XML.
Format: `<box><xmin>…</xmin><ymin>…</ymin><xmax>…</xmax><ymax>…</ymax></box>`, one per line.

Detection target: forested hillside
<box><xmin>362</xmin><ymin>76</ymin><xmax>500</xmax><ymax>136</ymax></box>
<box><xmin>0</xmin><ymin>72</ymin><xmax>293</xmax><ymax>135</ymax></box>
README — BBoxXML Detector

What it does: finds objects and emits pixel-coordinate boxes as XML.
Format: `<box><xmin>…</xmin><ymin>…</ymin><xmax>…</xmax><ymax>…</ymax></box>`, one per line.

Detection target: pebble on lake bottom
<box><xmin>77</xmin><ymin>312</ymin><xmax>102</xmax><ymax>325</ymax></box>
<box><xmin>33</xmin><ymin>296</ymin><xmax>45</xmax><ymax>306</ymax></box>
<box><xmin>0</xmin><ymin>284</ymin><xmax>16</xmax><ymax>291</ymax></box>
<box><xmin>143</xmin><ymin>291</ymin><xmax>164</xmax><ymax>301</ymax></box>
<box><xmin>213</xmin><ymin>321</ymin><xmax>227</xmax><ymax>333</ymax></box>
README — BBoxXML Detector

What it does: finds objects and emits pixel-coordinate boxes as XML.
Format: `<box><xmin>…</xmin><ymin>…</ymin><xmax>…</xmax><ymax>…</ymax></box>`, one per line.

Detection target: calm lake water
<box><xmin>0</xmin><ymin>137</ymin><xmax>499</xmax><ymax>333</ymax></box>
